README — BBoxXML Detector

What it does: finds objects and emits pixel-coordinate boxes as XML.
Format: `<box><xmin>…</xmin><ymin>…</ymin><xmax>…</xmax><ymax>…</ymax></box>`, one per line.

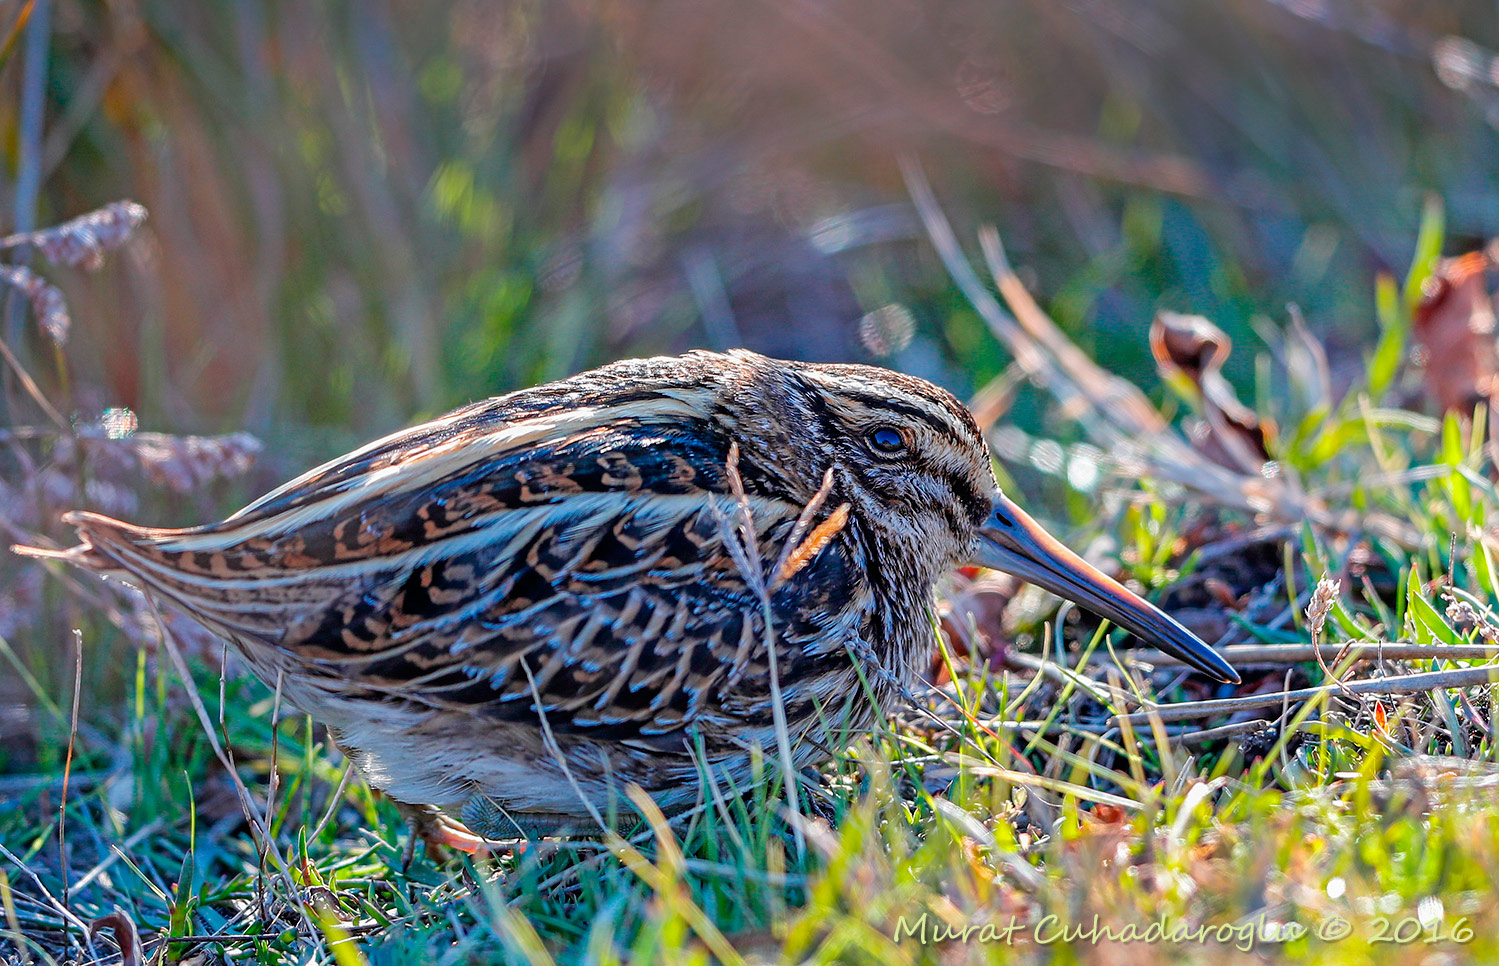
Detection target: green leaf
<box><xmin>1479</xmin><ymin>541</ymin><xmax>1499</xmax><ymax>603</ymax></box>
<box><xmin>1406</xmin><ymin>566</ymin><xmax>1462</xmax><ymax>648</ymax></box>
<box><xmin>1367</xmin><ymin>273</ymin><xmax>1405</xmax><ymax>398</ymax></box>
<box><xmin>1439</xmin><ymin>412</ymin><xmax>1473</xmax><ymax>523</ymax></box>
<box><xmin>1403</xmin><ymin>194</ymin><xmax>1446</xmax><ymax>312</ymax></box>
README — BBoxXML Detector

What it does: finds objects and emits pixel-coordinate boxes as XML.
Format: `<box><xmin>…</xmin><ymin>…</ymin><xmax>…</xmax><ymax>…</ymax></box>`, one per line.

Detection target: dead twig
<box><xmin>1115</xmin><ymin>664</ymin><xmax>1499</xmax><ymax>726</ymax></box>
<box><xmin>1174</xmin><ymin>718</ymin><xmax>1277</xmax><ymax>745</ymax></box>
<box><xmin>1114</xmin><ymin>641</ymin><xmax>1499</xmax><ymax>669</ymax></box>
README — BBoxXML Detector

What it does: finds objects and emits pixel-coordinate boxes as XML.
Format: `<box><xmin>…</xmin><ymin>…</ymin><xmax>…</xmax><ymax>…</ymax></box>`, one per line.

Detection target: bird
<box><xmin>15</xmin><ymin>349</ymin><xmax>1237</xmax><ymax>847</ymax></box>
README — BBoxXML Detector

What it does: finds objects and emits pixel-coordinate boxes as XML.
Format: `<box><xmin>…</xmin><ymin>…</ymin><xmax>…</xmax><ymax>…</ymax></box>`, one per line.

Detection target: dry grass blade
<box><xmin>521</xmin><ymin>659</ymin><xmax>609</xmax><ymax>835</ymax></box>
<box><xmin>0</xmin><ymin>841</ymin><xmax>91</xmax><ymax>937</ymax></box>
<box><xmin>66</xmin><ymin>819</ymin><xmax>166</xmax><ymax>895</ymax></box>
<box><xmin>58</xmin><ymin>630</ymin><xmax>82</xmax><ymax>911</ymax></box>
<box><xmin>897</xmin><ymin>155</ymin><xmax>1114</xmax><ymax>444</ymax></box>
<box><xmin>900</xmin><ymin>154</ymin><xmax>1304</xmax><ymax>522</ymax></box>
<box><xmin>142</xmin><ymin>600</ymin><xmax>321</xmax><ymax>942</ymax></box>
<box><xmin>962</xmin><ymin>765</ymin><xmax>1143</xmax><ymax>812</ymax></box>
<box><xmin>1001</xmin><ymin>650</ymin><xmax>1138</xmax><ymax>709</ymax></box>
<box><xmin>715</xmin><ymin>442</ymin><xmax>803</xmax><ymax>836</ymax></box>
<box><xmin>978</xmin><ymin>224</ymin><xmax>1167</xmax><ymax>439</ymax></box>
<box><xmin>607</xmin><ymin>789</ymin><xmax>748</xmax><ymax>966</ymax></box>
<box><xmin>905</xmin><ymin>158</ymin><xmax>1426</xmax><ymax>548</ymax></box>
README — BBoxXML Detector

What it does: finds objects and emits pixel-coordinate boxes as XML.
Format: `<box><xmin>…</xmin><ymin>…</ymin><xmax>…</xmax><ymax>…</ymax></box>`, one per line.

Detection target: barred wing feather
<box><xmin>42</xmin><ymin>397</ymin><xmax>861</xmax><ymax>744</ymax></box>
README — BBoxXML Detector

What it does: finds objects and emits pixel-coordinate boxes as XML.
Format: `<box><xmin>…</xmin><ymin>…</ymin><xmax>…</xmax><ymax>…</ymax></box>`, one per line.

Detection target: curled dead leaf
<box><xmin>1150</xmin><ymin>312</ymin><xmax>1274</xmax><ymax>472</ymax></box>
<box><xmin>90</xmin><ymin>908</ymin><xmax>145</xmax><ymax>966</ymax></box>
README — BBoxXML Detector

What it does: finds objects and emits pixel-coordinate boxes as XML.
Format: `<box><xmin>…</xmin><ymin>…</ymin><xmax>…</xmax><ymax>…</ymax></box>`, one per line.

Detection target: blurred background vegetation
<box><xmin>5</xmin><ymin>0</ymin><xmax>1495</xmax><ymax>460</ymax></box>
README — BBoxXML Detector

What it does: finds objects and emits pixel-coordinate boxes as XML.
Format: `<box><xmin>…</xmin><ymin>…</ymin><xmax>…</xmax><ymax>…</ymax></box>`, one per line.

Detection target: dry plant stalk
<box><xmin>0</xmin><ymin>199</ymin><xmax>148</xmax><ymax>271</ymax></box>
<box><xmin>0</xmin><ymin>264</ymin><xmax>69</xmax><ymax>344</ymax></box>
<box><xmin>1122</xmin><ymin>640</ymin><xmax>1499</xmax><ymax>668</ymax></box>
<box><xmin>716</xmin><ymin>441</ymin><xmax>804</xmax><ymax>831</ymax></box>
<box><xmin>1306</xmin><ymin>576</ymin><xmax>1356</xmax><ymax>697</ymax></box>
<box><xmin>1115</xmin><ymin>663</ymin><xmax>1499</xmax><ymax>726</ymax></box>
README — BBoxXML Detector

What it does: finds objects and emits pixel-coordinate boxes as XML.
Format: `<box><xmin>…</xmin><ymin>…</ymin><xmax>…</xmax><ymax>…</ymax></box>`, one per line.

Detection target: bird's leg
<box><xmin>797</xmin><ymin>766</ymin><xmax>843</xmax><ymax>825</ymax></box>
<box><xmin>401</xmin><ymin>816</ymin><xmax>418</xmax><ymax>871</ymax></box>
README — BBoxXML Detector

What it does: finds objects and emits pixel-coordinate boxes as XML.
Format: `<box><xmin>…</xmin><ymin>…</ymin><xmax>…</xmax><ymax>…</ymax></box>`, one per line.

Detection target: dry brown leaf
<box><xmin>1150</xmin><ymin>312</ymin><xmax>1274</xmax><ymax>472</ymax></box>
<box><xmin>1090</xmin><ymin>802</ymin><xmax>1128</xmax><ymax>825</ymax></box>
<box><xmin>90</xmin><ymin>908</ymin><xmax>145</xmax><ymax>966</ymax></box>
<box><xmin>1412</xmin><ymin>250</ymin><xmax>1498</xmax><ymax>418</ymax></box>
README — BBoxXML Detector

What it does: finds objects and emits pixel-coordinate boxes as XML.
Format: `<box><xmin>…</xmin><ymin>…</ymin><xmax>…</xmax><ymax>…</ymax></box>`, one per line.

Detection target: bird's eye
<box><xmin>867</xmin><ymin>427</ymin><xmax>908</xmax><ymax>456</ymax></box>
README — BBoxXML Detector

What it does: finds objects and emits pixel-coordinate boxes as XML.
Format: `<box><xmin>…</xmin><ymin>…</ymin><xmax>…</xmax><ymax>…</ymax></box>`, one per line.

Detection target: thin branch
<box><xmin>1115</xmin><ymin>663</ymin><xmax>1499</xmax><ymax>726</ymax></box>
<box><xmin>1115</xmin><ymin>641</ymin><xmax>1499</xmax><ymax>669</ymax></box>
<box><xmin>1174</xmin><ymin>718</ymin><xmax>1276</xmax><ymax>744</ymax></box>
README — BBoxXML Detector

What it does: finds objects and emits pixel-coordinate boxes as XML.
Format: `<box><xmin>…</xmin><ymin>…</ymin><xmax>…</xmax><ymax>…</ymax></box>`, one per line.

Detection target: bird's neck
<box><xmin>844</xmin><ymin>515</ymin><xmax>946</xmax><ymax>694</ymax></box>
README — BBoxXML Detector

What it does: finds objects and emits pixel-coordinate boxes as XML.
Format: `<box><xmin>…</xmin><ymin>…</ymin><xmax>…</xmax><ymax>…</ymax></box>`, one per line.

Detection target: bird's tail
<box><xmin>12</xmin><ymin>510</ymin><xmax>174</xmax><ymax>578</ymax></box>
<box><xmin>15</xmin><ymin>512</ymin><xmax>303</xmax><ymax>682</ymax></box>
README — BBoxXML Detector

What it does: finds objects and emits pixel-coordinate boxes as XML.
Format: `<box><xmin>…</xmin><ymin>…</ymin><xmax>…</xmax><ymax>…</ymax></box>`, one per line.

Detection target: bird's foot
<box><xmin>397</xmin><ymin>802</ymin><xmax>490</xmax><ymax>866</ymax></box>
<box><xmin>424</xmin><ymin>814</ymin><xmax>488</xmax><ymax>855</ymax></box>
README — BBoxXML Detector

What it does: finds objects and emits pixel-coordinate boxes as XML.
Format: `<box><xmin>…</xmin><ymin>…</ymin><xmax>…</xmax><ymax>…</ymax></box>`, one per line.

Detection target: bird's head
<box><xmin>715</xmin><ymin>350</ymin><xmax>1238</xmax><ymax>684</ymax></box>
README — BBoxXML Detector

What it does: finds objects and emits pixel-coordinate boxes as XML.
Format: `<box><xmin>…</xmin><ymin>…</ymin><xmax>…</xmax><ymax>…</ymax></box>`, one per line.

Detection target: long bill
<box><xmin>972</xmin><ymin>493</ymin><xmax>1240</xmax><ymax>684</ymax></box>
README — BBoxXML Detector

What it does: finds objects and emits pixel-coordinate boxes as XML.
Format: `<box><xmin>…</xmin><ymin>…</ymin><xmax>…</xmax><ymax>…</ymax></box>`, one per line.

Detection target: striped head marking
<box><xmin>715</xmin><ymin>351</ymin><xmax>998</xmax><ymax>572</ymax></box>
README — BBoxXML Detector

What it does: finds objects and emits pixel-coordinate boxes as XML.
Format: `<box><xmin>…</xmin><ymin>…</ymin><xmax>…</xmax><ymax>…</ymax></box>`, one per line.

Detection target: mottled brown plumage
<box><xmin>15</xmin><ymin>349</ymin><xmax>1236</xmax><ymax>842</ymax></box>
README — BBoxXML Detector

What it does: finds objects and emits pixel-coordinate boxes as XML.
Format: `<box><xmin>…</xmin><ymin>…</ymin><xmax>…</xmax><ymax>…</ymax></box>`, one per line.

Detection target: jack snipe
<box><xmin>16</xmin><ymin>350</ymin><xmax>1236</xmax><ymax>844</ymax></box>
